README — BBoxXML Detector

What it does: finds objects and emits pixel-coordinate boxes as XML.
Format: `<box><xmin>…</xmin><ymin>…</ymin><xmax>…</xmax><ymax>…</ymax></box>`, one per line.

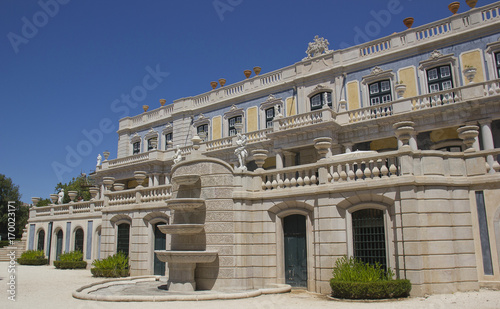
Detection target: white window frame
<box><xmin>361</xmin><ymin>67</ymin><xmax>395</xmax><ymax>108</ymax></box>
<box><xmin>192</xmin><ymin>114</ymin><xmax>211</xmax><ymax>141</ymax></box>
<box><xmin>259</xmin><ymin>94</ymin><xmax>284</xmax><ymax>130</ymax></box>
<box><xmin>223</xmin><ymin>105</ymin><xmax>245</xmax><ymax>137</ymax></box>
<box><xmin>418</xmin><ymin>50</ymin><xmax>459</xmax><ymax>95</ymax></box>
<box><xmin>485</xmin><ymin>38</ymin><xmax>500</xmax><ymax>80</ymax></box>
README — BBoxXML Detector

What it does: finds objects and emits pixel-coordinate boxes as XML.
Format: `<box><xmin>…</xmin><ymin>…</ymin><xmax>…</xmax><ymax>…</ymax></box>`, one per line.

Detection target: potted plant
<box><xmin>463</xmin><ymin>65</ymin><xmax>477</xmax><ymax>83</ymax></box>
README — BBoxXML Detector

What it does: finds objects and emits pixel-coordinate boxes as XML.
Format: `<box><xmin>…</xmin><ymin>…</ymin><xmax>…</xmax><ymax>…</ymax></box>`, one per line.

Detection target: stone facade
<box><xmin>27</xmin><ymin>2</ymin><xmax>500</xmax><ymax>296</ymax></box>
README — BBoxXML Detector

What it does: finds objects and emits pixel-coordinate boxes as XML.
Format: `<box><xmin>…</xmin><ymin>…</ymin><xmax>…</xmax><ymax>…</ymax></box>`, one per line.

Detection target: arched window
<box><xmin>352</xmin><ymin>209</ymin><xmax>386</xmax><ymax>268</ymax></box>
<box><xmin>117</xmin><ymin>223</ymin><xmax>130</xmax><ymax>257</ymax></box>
<box><xmin>37</xmin><ymin>230</ymin><xmax>45</xmax><ymax>252</ymax></box>
<box><xmin>74</xmin><ymin>228</ymin><xmax>84</xmax><ymax>252</ymax></box>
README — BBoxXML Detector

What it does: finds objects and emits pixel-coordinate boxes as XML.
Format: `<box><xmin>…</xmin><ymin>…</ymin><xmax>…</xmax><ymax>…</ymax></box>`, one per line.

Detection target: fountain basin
<box><xmin>172</xmin><ymin>174</ymin><xmax>200</xmax><ymax>185</ymax></box>
<box><xmin>158</xmin><ymin>224</ymin><xmax>204</xmax><ymax>235</ymax></box>
<box><xmin>155</xmin><ymin>251</ymin><xmax>218</xmax><ymax>264</ymax></box>
<box><xmin>166</xmin><ymin>198</ymin><xmax>205</xmax><ymax>211</ymax></box>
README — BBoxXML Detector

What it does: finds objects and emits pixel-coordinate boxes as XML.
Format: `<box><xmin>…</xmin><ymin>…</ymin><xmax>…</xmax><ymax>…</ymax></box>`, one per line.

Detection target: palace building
<box><xmin>26</xmin><ymin>2</ymin><xmax>500</xmax><ymax>296</ymax></box>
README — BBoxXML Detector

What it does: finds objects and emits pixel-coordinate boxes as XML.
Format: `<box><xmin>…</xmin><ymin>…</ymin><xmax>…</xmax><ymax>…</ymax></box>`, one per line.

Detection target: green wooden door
<box><xmin>153</xmin><ymin>223</ymin><xmax>166</xmax><ymax>275</ymax></box>
<box><xmin>284</xmin><ymin>214</ymin><xmax>307</xmax><ymax>287</ymax></box>
<box><xmin>55</xmin><ymin>230</ymin><xmax>63</xmax><ymax>261</ymax></box>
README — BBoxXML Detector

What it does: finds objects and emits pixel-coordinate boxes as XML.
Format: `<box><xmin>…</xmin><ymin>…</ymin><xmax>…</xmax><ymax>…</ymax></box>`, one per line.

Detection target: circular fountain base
<box><xmin>73</xmin><ymin>276</ymin><xmax>291</xmax><ymax>302</ymax></box>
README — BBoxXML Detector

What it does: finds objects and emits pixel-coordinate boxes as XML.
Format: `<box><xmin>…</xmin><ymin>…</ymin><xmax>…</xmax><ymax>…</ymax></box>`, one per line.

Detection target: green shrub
<box><xmin>17</xmin><ymin>250</ymin><xmax>48</xmax><ymax>265</ymax></box>
<box><xmin>0</xmin><ymin>240</ymin><xmax>10</xmax><ymax>248</ymax></box>
<box><xmin>54</xmin><ymin>251</ymin><xmax>87</xmax><ymax>269</ymax></box>
<box><xmin>330</xmin><ymin>256</ymin><xmax>411</xmax><ymax>299</ymax></box>
<box><xmin>91</xmin><ymin>252</ymin><xmax>129</xmax><ymax>277</ymax></box>
<box><xmin>54</xmin><ymin>260</ymin><xmax>87</xmax><ymax>269</ymax></box>
<box><xmin>59</xmin><ymin>250</ymin><xmax>83</xmax><ymax>262</ymax></box>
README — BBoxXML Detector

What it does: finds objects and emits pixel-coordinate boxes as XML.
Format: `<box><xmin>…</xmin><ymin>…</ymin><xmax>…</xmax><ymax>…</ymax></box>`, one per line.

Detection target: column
<box><xmin>163</xmin><ymin>173</ymin><xmax>170</xmax><ymax>185</ymax></box>
<box><xmin>480</xmin><ymin>120</ymin><xmax>495</xmax><ymax>173</ymax></box>
<box><xmin>283</xmin><ymin>150</ymin><xmax>296</xmax><ymax>167</ymax></box>
<box><xmin>153</xmin><ymin>173</ymin><xmax>160</xmax><ymax>187</ymax></box>
<box><xmin>275</xmin><ymin>150</ymin><xmax>284</xmax><ymax>169</ymax></box>
<box><xmin>148</xmin><ymin>174</ymin><xmax>153</xmax><ymax>187</ymax></box>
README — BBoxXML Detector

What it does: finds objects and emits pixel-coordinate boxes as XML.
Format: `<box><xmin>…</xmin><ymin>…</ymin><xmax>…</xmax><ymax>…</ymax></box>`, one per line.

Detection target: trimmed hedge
<box><xmin>90</xmin><ymin>268</ymin><xmax>129</xmax><ymax>278</ymax></box>
<box><xmin>330</xmin><ymin>256</ymin><xmax>412</xmax><ymax>300</ymax></box>
<box><xmin>17</xmin><ymin>257</ymin><xmax>48</xmax><ymax>265</ymax></box>
<box><xmin>54</xmin><ymin>260</ymin><xmax>87</xmax><ymax>269</ymax></box>
<box><xmin>17</xmin><ymin>250</ymin><xmax>48</xmax><ymax>265</ymax></box>
<box><xmin>330</xmin><ymin>279</ymin><xmax>412</xmax><ymax>299</ymax></box>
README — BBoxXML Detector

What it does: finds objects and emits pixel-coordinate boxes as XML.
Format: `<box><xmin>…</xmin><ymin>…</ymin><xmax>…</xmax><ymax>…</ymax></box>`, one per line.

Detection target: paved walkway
<box><xmin>1</xmin><ymin>262</ymin><xmax>500</xmax><ymax>309</ymax></box>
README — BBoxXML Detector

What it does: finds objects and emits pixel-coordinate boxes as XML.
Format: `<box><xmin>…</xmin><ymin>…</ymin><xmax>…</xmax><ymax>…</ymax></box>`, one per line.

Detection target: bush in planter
<box><xmin>330</xmin><ymin>256</ymin><xmax>411</xmax><ymax>299</ymax></box>
<box><xmin>17</xmin><ymin>250</ymin><xmax>48</xmax><ymax>265</ymax></box>
<box><xmin>53</xmin><ymin>250</ymin><xmax>87</xmax><ymax>269</ymax></box>
<box><xmin>91</xmin><ymin>252</ymin><xmax>129</xmax><ymax>277</ymax></box>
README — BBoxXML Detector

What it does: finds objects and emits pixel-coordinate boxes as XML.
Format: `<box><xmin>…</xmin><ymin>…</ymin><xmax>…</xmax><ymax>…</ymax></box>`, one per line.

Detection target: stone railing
<box><xmin>30</xmin><ymin>200</ymin><xmax>104</xmax><ymax>218</ymax></box>
<box><xmin>107</xmin><ymin>184</ymin><xmax>172</xmax><ymax>206</ymax></box>
<box><xmin>259</xmin><ymin>163</ymin><xmax>319</xmax><ymax>190</ymax></box>
<box><xmin>276</xmin><ymin>108</ymin><xmax>334</xmax><ymax>131</ymax></box>
<box><xmin>107</xmin><ymin>152</ymin><xmax>150</xmax><ymax>167</ymax></box>
<box><xmin>246</xmin><ymin>128</ymin><xmax>272</xmax><ymax>144</ymax></box>
<box><xmin>206</xmin><ymin>136</ymin><xmax>233</xmax><ymax>151</ymax></box>
<box><xmin>348</xmin><ymin>101</ymin><xmax>394</xmax><ymax>123</ymax></box>
<box><xmin>253</xmin><ymin>147</ymin><xmax>500</xmax><ymax>192</ymax></box>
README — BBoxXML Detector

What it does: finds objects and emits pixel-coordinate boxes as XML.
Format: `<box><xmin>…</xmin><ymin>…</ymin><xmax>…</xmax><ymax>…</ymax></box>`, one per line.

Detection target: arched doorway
<box><xmin>74</xmin><ymin>228</ymin><xmax>84</xmax><ymax>252</ymax></box>
<box><xmin>55</xmin><ymin>230</ymin><xmax>63</xmax><ymax>261</ymax></box>
<box><xmin>352</xmin><ymin>208</ymin><xmax>386</xmax><ymax>268</ymax></box>
<box><xmin>283</xmin><ymin>214</ymin><xmax>307</xmax><ymax>287</ymax></box>
<box><xmin>153</xmin><ymin>223</ymin><xmax>167</xmax><ymax>275</ymax></box>
<box><xmin>37</xmin><ymin>230</ymin><xmax>45</xmax><ymax>252</ymax></box>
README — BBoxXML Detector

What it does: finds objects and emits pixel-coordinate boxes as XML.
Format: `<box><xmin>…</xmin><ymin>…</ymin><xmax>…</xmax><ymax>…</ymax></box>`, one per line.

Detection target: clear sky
<box><xmin>0</xmin><ymin>0</ymin><xmax>497</xmax><ymax>203</ymax></box>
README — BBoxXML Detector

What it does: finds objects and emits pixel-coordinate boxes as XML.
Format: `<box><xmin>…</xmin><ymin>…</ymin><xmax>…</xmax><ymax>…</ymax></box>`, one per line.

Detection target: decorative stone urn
<box><xmin>89</xmin><ymin>187</ymin><xmax>99</xmax><ymax>200</ymax></box>
<box><xmin>31</xmin><ymin>197</ymin><xmax>40</xmax><ymax>207</ymax></box>
<box><xmin>68</xmin><ymin>191</ymin><xmax>78</xmax><ymax>203</ymax></box>
<box><xmin>102</xmin><ymin>176</ymin><xmax>115</xmax><ymax>191</ymax></box>
<box><xmin>160</xmin><ymin>99</ymin><xmax>166</xmax><ymax>106</ymax></box>
<box><xmin>210</xmin><ymin>81</ymin><xmax>218</xmax><ymax>89</ymax></box>
<box><xmin>143</xmin><ymin>105</ymin><xmax>149</xmax><ymax>113</ymax></box>
<box><xmin>191</xmin><ymin>135</ymin><xmax>202</xmax><ymax>150</ymax></box>
<box><xmin>457</xmin><ymin>125</ymin><xmax>479</xmax><ymax>152</ymax></box>
<box><xmin>448</xmin><ymin>2</ymin><xmax>460</xmax><ymax>15</ymax></box>
<box><xmin>395</xmin><ymin>83</ymin><xmax>407</xmax><ymax>99</ymax></box>
<box><xmin>466</xmin><ymin>0</ymin><xmax>477</xmax><ymax>8</ymax></box>
<box><xmin>218</xmin><ymin>78</ymin><xmax>226</xmax><ymax>87</ymax></box>
<box><xmin>403</xmin><ymin>17</ymin><xmax>414</xmax><ymax>29</ymax></box>
<box><xmin>463</xmin><ymin>66</ymin><xmax>477</xmax><ymax>83</ymax></box>
<box><xmin>50</xmin><ymin>194</ymin><xmax>58</xmax><ymax>204</ymax></box>
<box><xmin>133</xmin><ymin>171</ymin><xmax>147</xmax><ymax>187</ymax></box>
<box><xmin>393</xmin><ymin>121</ymin><xmax>415</xmax><ymax>147</ymax></box>
<box><xmin>103</xmin><ymin>151</ymin><xmax>110</xmax><ymax>161</ymax></box>
<box><xmin>253</xmin><ymin>66</ymin><xmax>261</xmax><ymax>76</ymax></box>
<box><xmin>113</xmin><ymin>183</ymin><xmax>125</xmax><ymax>191</ymax></box>
<box><xmin>252</xmin><ymin>149</ymin><xmax>268</xmax><ymax>169</ymax></box>
<box><xmin>244</xmin><ymin>70</ymin><xmax>252</xmax><ymax>79</ymax></box>
<box><xmin>314</xmin><ymin>137</ymin><xmax>332</xmax><ymax>159</ymax></box>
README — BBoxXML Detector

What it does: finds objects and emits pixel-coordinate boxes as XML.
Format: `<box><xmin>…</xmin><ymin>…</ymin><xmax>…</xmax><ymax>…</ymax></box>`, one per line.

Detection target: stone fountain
<box><xmin>155</xmin><ymin>173</ymin><xmax>218</xmax><ymax>291</ymax></box>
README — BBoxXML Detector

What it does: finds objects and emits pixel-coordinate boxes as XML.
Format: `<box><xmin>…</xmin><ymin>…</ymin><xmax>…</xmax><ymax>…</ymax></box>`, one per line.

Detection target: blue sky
<box><xmin>0</xmin><ymin>0</ymin><xmax>497</xmax><ymax>203</ymax></box>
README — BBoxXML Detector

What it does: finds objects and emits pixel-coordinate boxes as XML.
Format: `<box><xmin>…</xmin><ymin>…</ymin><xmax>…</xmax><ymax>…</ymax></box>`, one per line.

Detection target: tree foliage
<box><xmin>54</xmin><ymin>174</ymin><xmax>92</xmax><ymax>204</ymax></box>
<box><xmin>36</xmin><ymin>198</ymin><xmax>51</xmax><ymax>207</ymax></box>
<box><xmin>0</xmin><ymin>174</ymin><xmax>27</xmax><ymax>238</ymax></box>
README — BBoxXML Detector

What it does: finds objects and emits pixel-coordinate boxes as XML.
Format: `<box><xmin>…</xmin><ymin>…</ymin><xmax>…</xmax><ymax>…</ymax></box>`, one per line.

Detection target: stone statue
<box><xmin>97</xmin><ymin>154</ymin><xmax>102</xmax><ymax>166</ymax></box>
<box><xmin>57</xmin><ymin>189</ymin><xmax>64</xmax><ymax>204</ymax></box>
<box><xmin>234</xmin><ymin>133</ymin><xmax>248</xmax><ymax>170</ymax></box>
<box><xmin>304</xmin><ymin>35</ymin><xmax>332</xmax><ymax>59</ymax></box>
<box><xmin>173</xmin><ymin>145</ymin><xmax>182</xmax><ymax>165</ymax></box>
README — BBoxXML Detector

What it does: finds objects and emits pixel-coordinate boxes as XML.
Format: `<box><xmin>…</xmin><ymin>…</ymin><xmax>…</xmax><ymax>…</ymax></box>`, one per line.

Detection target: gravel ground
<box><xmin>1</xmin><ymin>262</ymin><xmax>500</xmax><ymax>309</ymax></box>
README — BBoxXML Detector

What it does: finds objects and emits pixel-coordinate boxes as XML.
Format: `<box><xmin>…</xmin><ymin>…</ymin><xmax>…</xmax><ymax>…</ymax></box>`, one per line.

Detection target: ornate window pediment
<box><xmin>144</xmin><ymin>128</ymin><xmax>158</xmax><ymax>140</ymax></box>
<box><xmin>418</xmin><ymin>50</ymin><xmax>458</xmax><ymax>95</ymax></box>
<box><xmin>419</xmin><ymin>50</ymin><xmax>457</xmax><ymax>69</ymax></box>
<box><xmin>361</xmin><ymin>67</ymin><xmax>395</xmax><ymax>85</ymax></box>
<box><xmin>223</xmin><ymin>105</ymin><xmax>244</xmax><ymax>120</ymax></box>
<box><xmin>162</xmin><ymin>122</ymin><xmax>173</xmax><ymax>135</ymax></box>
<box><xmin>260</xmin><ymin>94</ymin><xmax>284</xmax><ymax>112</ymax></box>
<box><xmin>130</xmin><ymin>133</ymin><xmax>141</xmax><ymax>144</ymax></box>
<box><xmin>192</xmin><ymin>113</ymin><xmax>210</xmax><ymax>127</ymax></box>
